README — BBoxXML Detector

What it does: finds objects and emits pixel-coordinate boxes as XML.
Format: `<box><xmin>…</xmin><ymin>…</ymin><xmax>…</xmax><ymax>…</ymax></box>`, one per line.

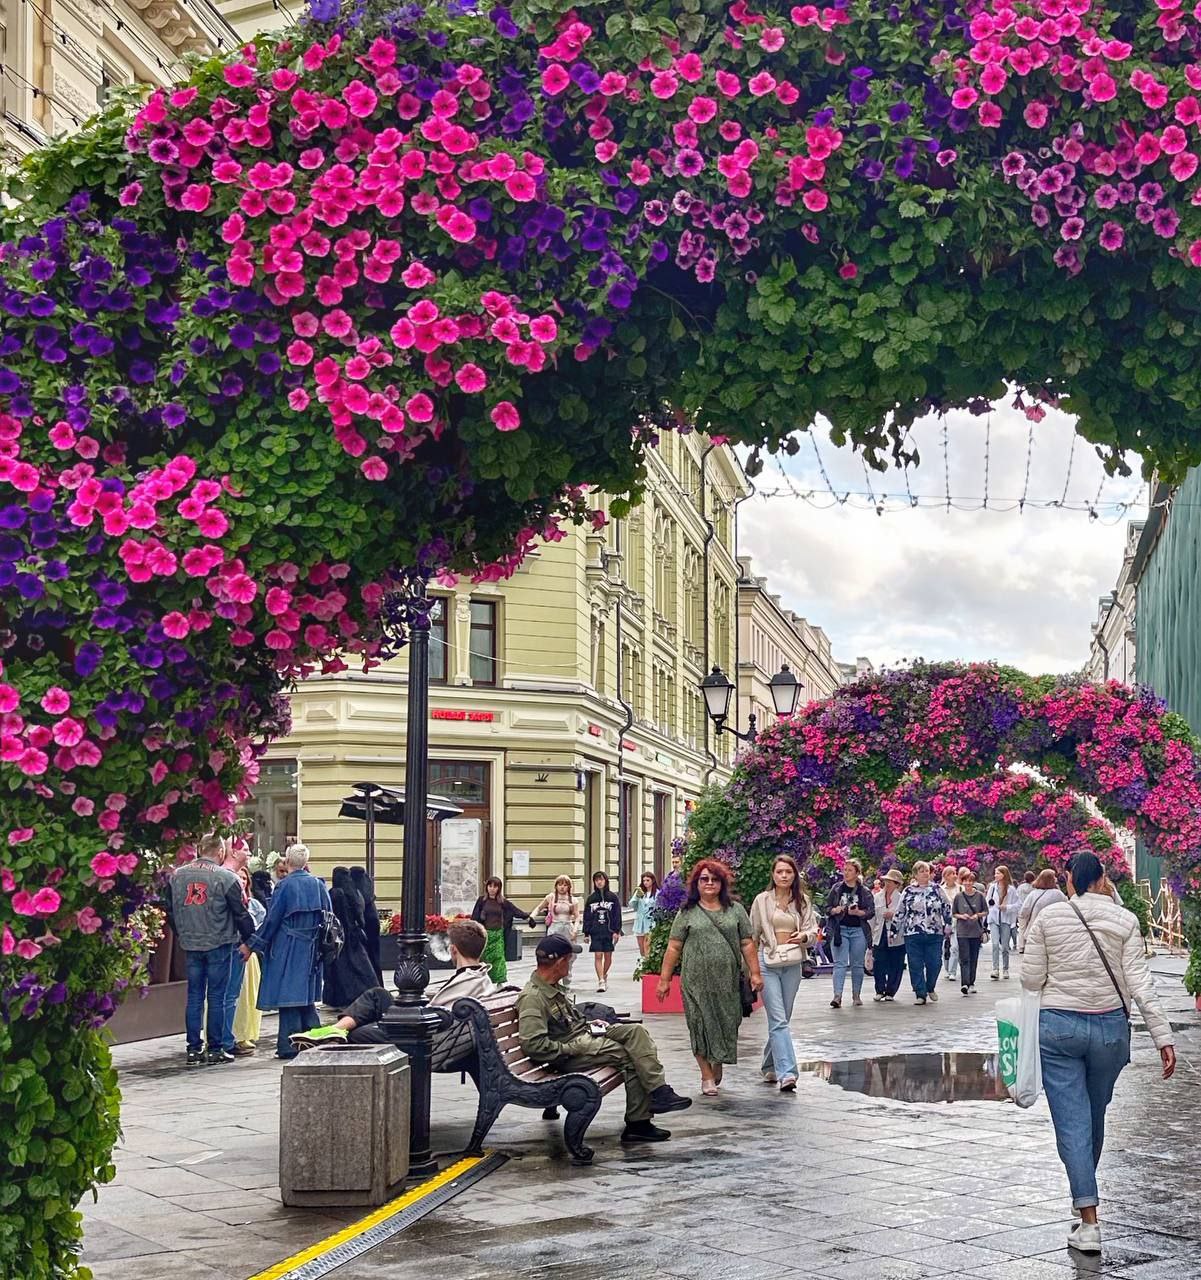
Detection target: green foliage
<box><xmin>1116</xmin><ymin>878</ymin><xmax>1151</xmax><ymax>939</ymax></box>
<box><xmin>0</xmin><ymin>1019</ymin><xmax>119</xmax><ymax>1280</ymax></box>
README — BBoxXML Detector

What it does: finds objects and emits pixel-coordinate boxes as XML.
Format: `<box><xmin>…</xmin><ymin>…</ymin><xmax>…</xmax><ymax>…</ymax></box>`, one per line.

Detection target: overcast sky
<box><xmin>736</xmin><ymin>402</ymin><xmax>1149</xmax><ymax>677</ymax></box>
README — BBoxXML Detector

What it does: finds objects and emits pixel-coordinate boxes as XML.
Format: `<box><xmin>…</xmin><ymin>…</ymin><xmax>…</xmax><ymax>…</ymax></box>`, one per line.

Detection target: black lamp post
<box><xmin>378</xmin><ymin>591</ymin><xmax>441</xmax><ymax>1179</ymax></box>
<box><xmin>700</xmin><ymin>662</ymin><xmax>802</xmax><ymax>743</ymax></box>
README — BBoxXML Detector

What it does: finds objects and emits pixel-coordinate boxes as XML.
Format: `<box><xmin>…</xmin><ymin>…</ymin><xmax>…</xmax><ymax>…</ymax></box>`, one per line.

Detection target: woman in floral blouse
<box><xmin>894</xmin><ymin>860</ymin><xmax>953</xmax><ymax>1006</ymax></box>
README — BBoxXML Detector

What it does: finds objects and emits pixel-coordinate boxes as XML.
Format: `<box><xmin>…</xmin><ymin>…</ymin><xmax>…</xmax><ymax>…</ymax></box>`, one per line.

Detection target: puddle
<box><xmin>798</xmin><ymin>1051</ymin><xmax>1009</xmax><ymax>1103</ymax></box>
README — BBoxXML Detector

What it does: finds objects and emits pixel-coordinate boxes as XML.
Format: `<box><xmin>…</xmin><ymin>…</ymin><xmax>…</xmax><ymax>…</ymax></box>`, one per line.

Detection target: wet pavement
<box><xmin>85</xmin><ymin>946</ymin><xmax>1201</xmax><ymax>1279</ymax></box>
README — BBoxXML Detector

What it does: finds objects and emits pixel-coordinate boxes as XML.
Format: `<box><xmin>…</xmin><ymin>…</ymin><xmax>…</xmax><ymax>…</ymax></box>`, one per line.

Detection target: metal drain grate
<box><xmin>253</xmin><ymin>1152</ymin><xmax>508</xmax><ymax>1280</ymax></box>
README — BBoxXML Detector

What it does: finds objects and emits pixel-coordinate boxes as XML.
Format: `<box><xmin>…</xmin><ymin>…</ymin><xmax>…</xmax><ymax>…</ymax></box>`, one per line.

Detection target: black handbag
<box><xmin>318</xmin><ymin>910</ymin><xmax>344</xmax><ymax>965</ymax></box>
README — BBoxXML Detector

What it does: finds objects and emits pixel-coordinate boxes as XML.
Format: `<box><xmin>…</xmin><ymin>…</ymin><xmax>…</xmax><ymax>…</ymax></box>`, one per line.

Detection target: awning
<box><xmin>337</xmin><ymin>781</ymin><xmax>463</xmax><ymax>826</ymax></box>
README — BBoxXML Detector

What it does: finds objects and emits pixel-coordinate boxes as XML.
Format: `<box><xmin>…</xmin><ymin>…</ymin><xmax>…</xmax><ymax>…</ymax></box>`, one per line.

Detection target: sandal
<box><xmin>701</xmin><ymin>1080</ymin><xmax>719</xmax><ymax>1097</ymax></box>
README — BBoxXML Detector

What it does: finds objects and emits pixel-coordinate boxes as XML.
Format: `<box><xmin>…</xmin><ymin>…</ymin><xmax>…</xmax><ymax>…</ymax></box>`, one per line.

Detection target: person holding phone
<box><xmin>825</xmin><ymin>858</ymin><xmax>874</xmax><ymax>1009</ymax></box>
<box><xmin>952</xmin><ymin>866</ymin><xmax>988</xmax><ymax>994</ymax></box>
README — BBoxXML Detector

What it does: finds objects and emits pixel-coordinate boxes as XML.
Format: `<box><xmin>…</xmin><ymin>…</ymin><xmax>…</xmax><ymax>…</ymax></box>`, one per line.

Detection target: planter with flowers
<box><xmin>381</xmin><ymin>913</ymin><xmax>463</xmax><ymax>972</ymax></box>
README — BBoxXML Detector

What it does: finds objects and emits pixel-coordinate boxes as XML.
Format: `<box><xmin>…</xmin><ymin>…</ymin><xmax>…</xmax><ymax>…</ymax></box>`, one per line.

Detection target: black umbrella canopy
<box><xmin>338</xmin><ymin>781</ymin><xmax>463</xmax><ymax>826</ymax></box>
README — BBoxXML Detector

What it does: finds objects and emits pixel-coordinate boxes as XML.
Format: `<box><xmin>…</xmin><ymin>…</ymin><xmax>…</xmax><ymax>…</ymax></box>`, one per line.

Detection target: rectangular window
<box><xmin>430</xmin><ymin>597</ymin><xmax>448</xmax><ymax>684</ymax></box>
<box><xmin>469</xmin><ymin>599</ymin><xmax>497</xmax><ymax>685</ymax></box>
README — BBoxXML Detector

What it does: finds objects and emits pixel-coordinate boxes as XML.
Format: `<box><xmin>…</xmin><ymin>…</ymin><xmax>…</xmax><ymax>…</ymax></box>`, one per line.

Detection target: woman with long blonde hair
<box><xmin>535</xmin><ymin>874</ymin><xmax>580</xmax><ymax>942</ymax></box>
<box><xmin>987</xmin><ymin>865</ymin><xmax>1020</xmax><ymax>979</ymax></box>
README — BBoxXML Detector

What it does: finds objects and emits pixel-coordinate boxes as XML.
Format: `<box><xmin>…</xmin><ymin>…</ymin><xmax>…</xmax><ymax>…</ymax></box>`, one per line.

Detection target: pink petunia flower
<box><xmin>491</xmin><ymin>401</ymin><xmax>521</xmax><ymax>432</ymax></box>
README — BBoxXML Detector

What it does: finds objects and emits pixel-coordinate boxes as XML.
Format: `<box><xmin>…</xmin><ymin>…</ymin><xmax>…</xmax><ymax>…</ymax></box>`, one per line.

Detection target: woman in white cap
<box><xmin>871</xmin><ymin>868</ymin><xmax>908</xmax><ymax>1002</ymax></box>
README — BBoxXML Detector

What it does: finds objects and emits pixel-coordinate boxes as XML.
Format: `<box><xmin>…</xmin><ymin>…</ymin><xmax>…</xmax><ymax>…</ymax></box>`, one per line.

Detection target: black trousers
<box><xmin>345</xmin><ymin>986</ymin><xmax>473</xmax><ymax>1067</ymax></box>
<box><xmin>957</xmin><ymin>937</ymin><xmax>982</xmax><ymax>987</ymax></box>
<box><xmin>872</xmin><ymin>943</ymin><xmax>906</xmax><ymax>997</ymax></box>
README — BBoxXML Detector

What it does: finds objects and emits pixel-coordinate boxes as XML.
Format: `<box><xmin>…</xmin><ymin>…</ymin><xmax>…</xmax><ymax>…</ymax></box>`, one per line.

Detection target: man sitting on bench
<box><xmin>517</xmin><ymin>933</ymin><xmax>693</xmax><ymax>1144</ymax></box>
<box><xmin>291</xmin><ymin>918</ymin><xmax>509</xmax><ymax>1064</ymax></box>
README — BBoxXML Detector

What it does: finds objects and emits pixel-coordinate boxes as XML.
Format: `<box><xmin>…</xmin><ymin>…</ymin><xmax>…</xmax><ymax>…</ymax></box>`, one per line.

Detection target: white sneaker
<box><xmin>990</xmin><ymin>972</ymin><xmax>1000</xmax><ymax>980</ymax></box>
<box><xmin>873</xmin><ymin>994</ymin><xmax>885</xmax><ymax>1002</ymax></box>
<box><xmin>969</xmin><ymin>985</ymin><xmax>978</xmax><ymax>993</ymax></box>
<box><xmin>1068</xmin><ymin>1222</ymin><xmax>1101</xmax><ymax>1254</ymax></box>
<box><xmin>762</xmin><ymin>1069</ymin><xmax>777</xmax><ymax>1083</ymax></box>
<box><xmin>927</xmin><ymin>991</ymin><xmax>939</xmax><ymax>1002</ymax></box>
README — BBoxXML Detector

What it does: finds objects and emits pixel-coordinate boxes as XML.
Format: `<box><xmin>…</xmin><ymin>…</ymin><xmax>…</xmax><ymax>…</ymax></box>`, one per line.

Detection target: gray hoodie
<box><xmin>166</xmin><ymin>858</ymin><xmax>254</xmax><ymax>952</ymax></box>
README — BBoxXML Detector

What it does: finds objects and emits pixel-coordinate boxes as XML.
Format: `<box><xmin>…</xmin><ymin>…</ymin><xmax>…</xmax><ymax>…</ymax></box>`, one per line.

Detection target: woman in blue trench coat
<box><xmin>251</xmin><ymin>844</ymin><xmax>332</xmax><ymax>1059</ymax></box>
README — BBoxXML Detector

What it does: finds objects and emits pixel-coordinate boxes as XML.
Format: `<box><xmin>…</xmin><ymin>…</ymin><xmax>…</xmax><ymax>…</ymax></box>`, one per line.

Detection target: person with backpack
<box><xmin>249</xmin><ymin>843</ymin><xmax>333</xmax><ymax>1060</ymax></box>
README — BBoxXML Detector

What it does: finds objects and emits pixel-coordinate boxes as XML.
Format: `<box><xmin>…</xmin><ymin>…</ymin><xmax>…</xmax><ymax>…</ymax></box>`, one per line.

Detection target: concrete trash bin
<box><xmin>279</xmin><ymin>1046</ymin><xmax>410</xmax><ymax>1207</ymax></box>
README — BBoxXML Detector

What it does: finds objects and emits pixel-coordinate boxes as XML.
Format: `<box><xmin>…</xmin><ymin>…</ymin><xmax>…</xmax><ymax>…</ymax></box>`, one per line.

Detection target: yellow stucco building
<box><xmin>242</xmin><ymin>437</ymin><xmax>749</xmax><ymax>915</ymax></box>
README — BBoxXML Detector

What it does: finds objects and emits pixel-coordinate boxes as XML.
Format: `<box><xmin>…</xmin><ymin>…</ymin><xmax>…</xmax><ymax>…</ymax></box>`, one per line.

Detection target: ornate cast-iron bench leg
<box><xmin>559</xmin><ymin>1082</ymin><xmax>601</xmax><ymax>1166</ymax></box>
<box><xmin>464</xmin><ymin>1095</ymin><xmax>502</xmax><ymax>1156</ymax></box>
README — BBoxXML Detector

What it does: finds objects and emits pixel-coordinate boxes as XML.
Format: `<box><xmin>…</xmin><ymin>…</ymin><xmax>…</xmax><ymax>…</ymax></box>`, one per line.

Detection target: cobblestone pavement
<box><xmin>84</xmin><ymin>944</ymin><xmax>1201</xmax><ymax>1280</ymax></box>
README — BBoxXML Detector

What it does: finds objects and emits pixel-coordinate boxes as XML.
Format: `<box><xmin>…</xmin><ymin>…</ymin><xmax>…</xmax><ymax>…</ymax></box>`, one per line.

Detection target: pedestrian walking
<box><xmin>523</xmin><ymin>934</ymin><xmax>693</xmax><ymax>1145</ymax></box>
<box><xmin>952</xmin><ymin>866</ymin><xmax>988</xmax><ymax>994</ymax></box>
<box><xmin>749</xmin><ymin>856</ymin><xmax>818</xmax><ymax>1091</ymax></box>
<box><xmin>894</xmin><ymin>861</ymin><xmax>952</xmax><ymax>1005</ymax></box>
<box><xmin>1022</xmin><ymin>850</ymin><xmax>1175</xmax><ymax>1255</ymax></box>
<box><xmin>535</xmin><ymin>875</ymin><xmax>581</xmax><ymax>943</ymax></box>
<box><xmin>231</xmin><ymin>866</ymin><xmax>266</xmax><ymax>1054</ymax></box>
<box><xmin>657</xmin><ymin>859</ymin><xmax>763</xmax><ymax>1096</ymax></box>
<box><xmin>165</xmin><ymin>833</ymin><xmax>256</xmax><ymax>1067</ymax></box>
<box><xmin>826</xmin><ymin>859</ymin><xmax>874</xmax><ymax>1009</ymax></box>
<box><xmin>940</xmin><ymin>863</ymin><xmax>961</xmax><ymax>980</ymax></box>
<box><xmin>471</xmin><ymin>876</ymin><xmax>533</xmax><ymax>983</ymax></box>
<box><xmin>1018</xmin><ymin>868</ymin><xmax>1068</xmax><ymax>948</ymax></box>
<box><xmin>250</xmin><ymin>843</ymin><xmax>332</xmax><ymax>1060</ymax></box>
<box><xmin>351</xmin><ymin>867</ymin><xmax>383</xmax><ymax>984</ymax></box>
<box><xmin>987</xmin><ymin>865</ymin><xmax>1020</xmax><ymax>979</ymax></box>
<box><xmin>323</xmin><ymin>867</ymin><xmax>379</xmax><ymax>1008</ymax></box>
<box><xmin>583</xmin><ymin>871</ymin><xmax>623</xmax><ymax>992</ymax></box>
<box><xmin>870</xmin><ymin>868</ymin><xmax>909</xmax><ymax>1002</ymax></box>
<box><xmin>628</xmin><ymin>872</ymin><xmax>660</xmax><ymax>959</ymax></box>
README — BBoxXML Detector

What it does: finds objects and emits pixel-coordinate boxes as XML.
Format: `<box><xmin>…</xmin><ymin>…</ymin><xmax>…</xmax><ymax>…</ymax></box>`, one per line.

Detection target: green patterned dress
<box><xmin>669</xmin><ymin>902</ymin><xmax>752</xmax><ymax>1063</ymax></box>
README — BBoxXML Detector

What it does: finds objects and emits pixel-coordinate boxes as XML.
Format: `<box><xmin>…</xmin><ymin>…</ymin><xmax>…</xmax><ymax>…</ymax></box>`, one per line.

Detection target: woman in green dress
<box><xmin>657</xmin><ymin>859</ymin><xmax>764</xmax><ymax>1096</ymax></box>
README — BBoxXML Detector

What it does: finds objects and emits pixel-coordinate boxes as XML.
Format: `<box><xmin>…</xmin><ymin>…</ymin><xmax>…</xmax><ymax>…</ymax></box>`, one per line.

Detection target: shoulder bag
<box><xmin>761</xmin><ymin>897</ymin><xmax>806</xmax><ymax>969</ymax></box>
<box><xmin>1069</xmin><ymin>901</ymin><xmax>1130</xmax><ymax>1020</ymax></box>
<box><xmin>318</xmin><ymin>910</ymin><xmax>344</xmax><ymax>965</ymax></box>
<box><xmin>701</xmin><ymin>907</ymin><xmax>755</xmax><ymax>1018</ymax></box>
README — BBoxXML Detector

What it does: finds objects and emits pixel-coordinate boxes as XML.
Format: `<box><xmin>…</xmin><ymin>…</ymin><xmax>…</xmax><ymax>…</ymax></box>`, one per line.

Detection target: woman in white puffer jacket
<box><xmin>1022</xmin><ymin>850</ymin><xmax>1176</xmax><ymax>1257</ymax></box>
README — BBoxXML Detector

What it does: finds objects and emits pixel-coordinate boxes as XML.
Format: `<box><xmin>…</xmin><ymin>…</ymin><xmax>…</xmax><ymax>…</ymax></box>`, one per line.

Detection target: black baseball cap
<box><xmin>535</xmin><ymin>934</ymin><xmax>582</xmax><ymax>961</ymax></box>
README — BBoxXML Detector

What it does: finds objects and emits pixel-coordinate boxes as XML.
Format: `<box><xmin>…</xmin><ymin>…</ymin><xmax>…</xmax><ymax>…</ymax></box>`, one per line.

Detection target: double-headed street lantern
<box><xmin>699</xmin><ymin>662</ymin><xmax>802</xmax><ymax>744</ymax></box>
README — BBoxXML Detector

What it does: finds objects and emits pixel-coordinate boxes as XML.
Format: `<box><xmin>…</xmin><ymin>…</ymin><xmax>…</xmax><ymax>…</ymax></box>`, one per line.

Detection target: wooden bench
<box><xmin>444</xmin><ymin>990</ymin><xmax>623</xmax><ymax>1165</ymax></box>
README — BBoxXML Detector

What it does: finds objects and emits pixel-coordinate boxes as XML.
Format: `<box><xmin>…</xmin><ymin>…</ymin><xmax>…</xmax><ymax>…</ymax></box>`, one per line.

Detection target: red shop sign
<box><xmin>431</xmin><ymin>709</ymin><xmax>495</xmax><ymax>722</ymax></box>
<box><xmin>587</xmin><ymin>723</ymin><xmax>603</xmax><ymax>736</ymax></box>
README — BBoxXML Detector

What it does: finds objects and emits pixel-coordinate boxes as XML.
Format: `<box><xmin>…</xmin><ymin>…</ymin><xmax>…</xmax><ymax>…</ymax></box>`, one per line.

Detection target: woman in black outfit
<box><xmin>583</xmin><ymin>871</ymin><xmax>623</xmax><ymax>993</ymax></box>
<box><xmin>323</xmin><ymin>866</ymin><xmax>380</xmax><ymax>1008</ymax></box>
<box><xmin>351</xmin><ymin>866</ymin><xmax>383</xmax><ymax>984</ymax></box>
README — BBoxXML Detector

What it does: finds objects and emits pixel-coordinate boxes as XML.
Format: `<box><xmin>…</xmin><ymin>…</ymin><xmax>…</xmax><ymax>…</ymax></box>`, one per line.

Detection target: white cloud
<box><xmin>736</xmin><ymin>402</ymin><xmax>1148</xmax><ymax>675</ymax></box>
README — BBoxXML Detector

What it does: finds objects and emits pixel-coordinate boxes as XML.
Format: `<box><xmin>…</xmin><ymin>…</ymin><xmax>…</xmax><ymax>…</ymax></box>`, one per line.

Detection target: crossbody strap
<box><xmin>701</xmin><ymin>906</ymin><xmax>746</xmax><ymax>974</ymax></box>
<box><xmin>1069</xmin><ymin>901</ymin><xmax>1129</xmax><ymax>1020</ymax></box>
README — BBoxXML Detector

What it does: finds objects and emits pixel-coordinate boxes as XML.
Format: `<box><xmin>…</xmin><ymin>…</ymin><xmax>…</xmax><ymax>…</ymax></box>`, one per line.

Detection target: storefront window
<box><xmin>236</xmin><ymin>759</ymin><xmax>298</xmax><ymax>861</ymax></box>
<box><xmin>429</xmin><ymin>760</ymin><xmax>489</xmax><ymax>807</ymax></box>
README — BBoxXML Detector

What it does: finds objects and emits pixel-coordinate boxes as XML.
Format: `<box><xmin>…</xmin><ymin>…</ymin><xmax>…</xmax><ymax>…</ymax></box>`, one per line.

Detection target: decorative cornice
<box><xmin>120</xmin><ymin>0</ymin><xmax>238</xmax><ymax>58</ymax></box>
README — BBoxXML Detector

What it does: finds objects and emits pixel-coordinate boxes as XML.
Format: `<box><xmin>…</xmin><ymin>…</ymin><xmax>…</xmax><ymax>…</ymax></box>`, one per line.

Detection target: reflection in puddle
<box><xmin>799</xmin><ymin>1052</ymin><xmax>1009</xmax><ymax>1103</ymax></box>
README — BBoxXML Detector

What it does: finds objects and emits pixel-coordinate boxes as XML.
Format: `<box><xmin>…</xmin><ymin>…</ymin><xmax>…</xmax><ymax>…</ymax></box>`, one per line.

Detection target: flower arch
<box><xmin>681</xmin><ymin>663</ymin><xmax>1201</xmax><ymax>907</ymax></box>
<box><xmin>8</xmin><ymin>0</ymin><xmax>1201</xmax><ymax>1270</ymax></box>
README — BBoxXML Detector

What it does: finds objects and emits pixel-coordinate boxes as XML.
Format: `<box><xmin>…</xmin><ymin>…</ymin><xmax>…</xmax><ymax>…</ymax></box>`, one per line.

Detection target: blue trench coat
<box><xmin>252</xmin><ymin>868</ymin><xmax>331</xmax><ymax>1010</ymax></box>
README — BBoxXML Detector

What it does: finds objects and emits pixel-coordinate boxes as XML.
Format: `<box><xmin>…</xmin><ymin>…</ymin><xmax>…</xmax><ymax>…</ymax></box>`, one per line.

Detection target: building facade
<box><xmin>1086</xmin><ymin>517</ymin><xmax>1144</xmax><ymax>685</ymax></box>
<box><xmin>734</xmin><ymin>555</ymin><xmax>862</xmax><ymax>737</ymax></box>
<box><xmin>1</xmin><ymin>0</ymin><xmax>237</xmax><ymax>164</ymax></box>
<box><xmin>242</xmin><ymin>438</ymin><xmax>750</xmax><ymax>914</ymax></box>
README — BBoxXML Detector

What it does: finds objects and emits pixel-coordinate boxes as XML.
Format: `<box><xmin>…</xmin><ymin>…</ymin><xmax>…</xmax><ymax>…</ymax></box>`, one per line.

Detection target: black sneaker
<box><xmin>186</xmin><ymin>1049</ymin><xmax>205</xmax><ymax>1067</ymax></box>
<box><xmin>649</xmin><ymin>1084</ymin><xmax>693</xmax><ymax>1115</ymax></box>
<box><xmin>961</xmin><ymin>985</ymin><xmax>970</xmax><ymax>995</ymax></box>
<box><xmin>621</xmin><ymin>1120</ymin><xmax>671</xmax><ymax>1143</ymax></box>
<box><xmin>207</xmin><ymin>1048</ymin><xmax>236</xmax><ymax>1065</ymax></box>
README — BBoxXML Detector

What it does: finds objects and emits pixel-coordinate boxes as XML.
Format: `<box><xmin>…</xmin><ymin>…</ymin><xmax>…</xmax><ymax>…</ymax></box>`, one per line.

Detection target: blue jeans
<box><xmin>221</xmin><ymin>948</ymin><xmax>246</xmax><ymax>1051</ymax></box>
<box><xmin>991</xmin><ymin>922</ymin><xmax>1014</xmax><ymax>974</ymax></box>
<box><xmin>831</xmin><ymin>927</ymin><xmax>867</xmax><ymax>999</ymax></box>
<box><xmin>905</xmin><ymin>934</ymin><xmax>943</xmax><ymax>998</ymax></box>
<box><xmin>1039</xmin><ymin>1008</ymin><xmax>1130</xmax><ymax>1208</ymax></box>
<box><xmin>759</xmin><ymin>953</ymin><xmax>802</xmax><ymax>1079</ymax></box>
<box><xmin>184</xmin><ymin>944</ymin><xmax>234</xmax><ymax>1053</ymax></box>
<box><xmin>277</xmin><ymin>1004</ymin><xmax>320</xmax><ymax>1059</ymax></box>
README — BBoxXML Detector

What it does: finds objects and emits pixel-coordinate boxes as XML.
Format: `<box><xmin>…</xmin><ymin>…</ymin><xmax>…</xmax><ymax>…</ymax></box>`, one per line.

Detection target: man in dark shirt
<box><xmin>165</xmin><ymin>834</ymin><xmax>255</xmax><ymax>1066</ymax></box>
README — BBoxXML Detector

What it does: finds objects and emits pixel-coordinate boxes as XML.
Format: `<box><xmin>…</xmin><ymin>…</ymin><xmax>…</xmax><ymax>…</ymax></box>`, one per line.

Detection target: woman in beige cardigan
<box><xmin>749</xmin><ymin>857</ymin><xmax>819</xmax><ymax>1092</ymax></box>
